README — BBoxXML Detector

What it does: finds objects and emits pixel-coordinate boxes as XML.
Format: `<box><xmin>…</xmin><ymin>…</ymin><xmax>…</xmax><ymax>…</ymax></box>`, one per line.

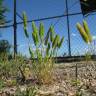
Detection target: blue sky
<box><xmin>0</xmin><ymin>0</ymin><xmax>96</xmax><ymax>57</ymax></box>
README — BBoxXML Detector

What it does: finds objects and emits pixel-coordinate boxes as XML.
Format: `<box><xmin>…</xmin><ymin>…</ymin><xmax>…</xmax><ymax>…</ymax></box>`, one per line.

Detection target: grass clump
<box><xmin>15</xmin><ymin>86</ymin><xmax>37</xmax><ymax>96</ymax></box>
<box><xmin>23</xmin><ymin>12</ymin><xmax>64</xmax><ymax>84</ymax></box>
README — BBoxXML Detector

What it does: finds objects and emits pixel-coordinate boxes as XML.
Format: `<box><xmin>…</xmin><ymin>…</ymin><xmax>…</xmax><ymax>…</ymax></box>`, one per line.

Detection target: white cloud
<box><xmin>92</xmin><ymin>36</ymin><xmax>96</xmax><ymax>40</ymax></box>
<box><xmin>71</xmin><ymin>33</ymin><xmax>77</xmax><ymax>37</ymax></box>
<box><xmin>18</xmin><ymin>44</ymin><xmax>35</xmax><ymax>48</ymax></box>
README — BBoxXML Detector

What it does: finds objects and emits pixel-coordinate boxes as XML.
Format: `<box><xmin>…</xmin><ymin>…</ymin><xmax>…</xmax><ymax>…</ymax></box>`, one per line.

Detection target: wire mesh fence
<box><xmin>0</xmin><ymin>0</ymin><xmax>96</xmax><ymax>58</ymax></box>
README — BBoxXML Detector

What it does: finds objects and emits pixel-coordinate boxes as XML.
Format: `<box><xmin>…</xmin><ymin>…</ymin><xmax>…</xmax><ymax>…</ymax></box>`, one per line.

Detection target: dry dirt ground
<box><xmin>0</xmin><ymin>61</ymin><xmax>96</xmax><ymax>96</ymax></box>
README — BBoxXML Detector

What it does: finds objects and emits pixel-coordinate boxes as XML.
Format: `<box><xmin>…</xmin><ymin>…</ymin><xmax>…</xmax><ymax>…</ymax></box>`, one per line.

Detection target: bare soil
<box><xmin>0</xmin><ymin>61</ymin><xmax>96</xmax><ymax>96</ymax></box>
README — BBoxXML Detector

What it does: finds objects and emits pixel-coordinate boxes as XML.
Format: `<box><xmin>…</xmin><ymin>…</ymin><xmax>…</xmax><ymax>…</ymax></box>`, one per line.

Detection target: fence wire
<box><xmin>0</xmin><ymin>0</ymin><xmax>96</xmax><ymax>57</ymax></box>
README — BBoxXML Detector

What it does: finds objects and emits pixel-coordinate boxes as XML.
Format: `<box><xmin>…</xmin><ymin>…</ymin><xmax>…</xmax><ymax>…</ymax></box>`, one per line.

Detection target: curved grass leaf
<box><xmin>32</xmin><ymin>22</ymin><xmax>39</xmax><ymax>46</ymax></box>
<box><xmin>46</xmin><ymin>42</ymin><xmax>50</xmax><ymax>56</ymax></box>
<box><xmin>52</xmin><ymin>35</ymin><xmax>59</xmax><ymax>48</ymax></box>
<box><xmin>32</xmin><ymin>32</ymin><xmax>39</xmax><ymax>46</ymax></box>
<box><xmin>57</xmin><ymin>35</ymin><xmax>60</xmax><ymax>43</ymax></box>
<box><xmin>39</xmin><ymin>22</ymin><xmax>44</xmax><ymax>42</ymax></box>
<box><xmin>23</xmin><ymin>12</ymin><xmax>27</xmax><ymax>28</ymax></box>
<box><xmin>77</xmin><ymin>23</ymin><xmax>89</xmax><ymax>44</ymax></box>
<box><xmin>83</xmin><ymin>20</ymin><xmax>92</xmax><ymax>43</ymax></box>
<box><xmin>45</xmin><ymin>28</ymin><xmax>50</xmax><ymax>45</ymax></box>
<box><xmin>58</xmin><ymin>37</ymin><xmax>64</xmax><ymax>48</ymax></box>
<box><xmin>23</xmin><ymin>12</ymin><xmax>29</xmax><ymax>38</ymax></box>
<box><xmin>50</xmin><ymin>26</ymin><xmax>55</xmax><ymax>43</ymax></box>
<box><xmin>32</xmin><ymin>22</ymin><xmax>38</xmax><ymax>33</ymax></box>
<box><xmin>29</xmin><ymin>46</ymin><xmax>34</xmax><ymax>58</ymax></box>
<box><xmin>24</xmin><ymin>27</ymin><xmax>29</xmax><ymax>38</ymax></box>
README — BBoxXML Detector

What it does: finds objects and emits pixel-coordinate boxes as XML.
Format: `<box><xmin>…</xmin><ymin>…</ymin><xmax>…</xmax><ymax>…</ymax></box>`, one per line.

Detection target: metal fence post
<box><xmin>65</xmin><ymin>0</ymin><xmax>71</xmax><ymax>56</ymax></box>
<box><xmin>13</xmin><ymin>0</ymin><xmax>17</xmax><ymax>58</ymax></box>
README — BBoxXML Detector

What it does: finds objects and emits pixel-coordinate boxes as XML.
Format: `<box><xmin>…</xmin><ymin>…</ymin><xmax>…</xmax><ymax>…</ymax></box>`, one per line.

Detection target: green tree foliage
<box><xmin>0</xmin><ymin>0</ymin><xmax>7</xmax><ymax>25</ymax></box>
<box><xmin>0</xmin><ymin>40</ymin><xmax>10</xmax><ymax>54</ymax></box>
<box><xmin>76</xmin><ymin>20</ymin><xmax>92</xmax><ymax>44</ymax></box>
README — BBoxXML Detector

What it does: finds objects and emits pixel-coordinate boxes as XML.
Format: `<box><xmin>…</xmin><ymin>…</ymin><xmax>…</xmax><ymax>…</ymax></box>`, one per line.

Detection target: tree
<box><xmin>0</xmin><ymin>0</ymin><xmax>7</xmax><ymax>25</ymax></box>
<box><xmin>0</xmin><ymin>40</ymin><xmax>11</xmax><ymax>54</ymax></box>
